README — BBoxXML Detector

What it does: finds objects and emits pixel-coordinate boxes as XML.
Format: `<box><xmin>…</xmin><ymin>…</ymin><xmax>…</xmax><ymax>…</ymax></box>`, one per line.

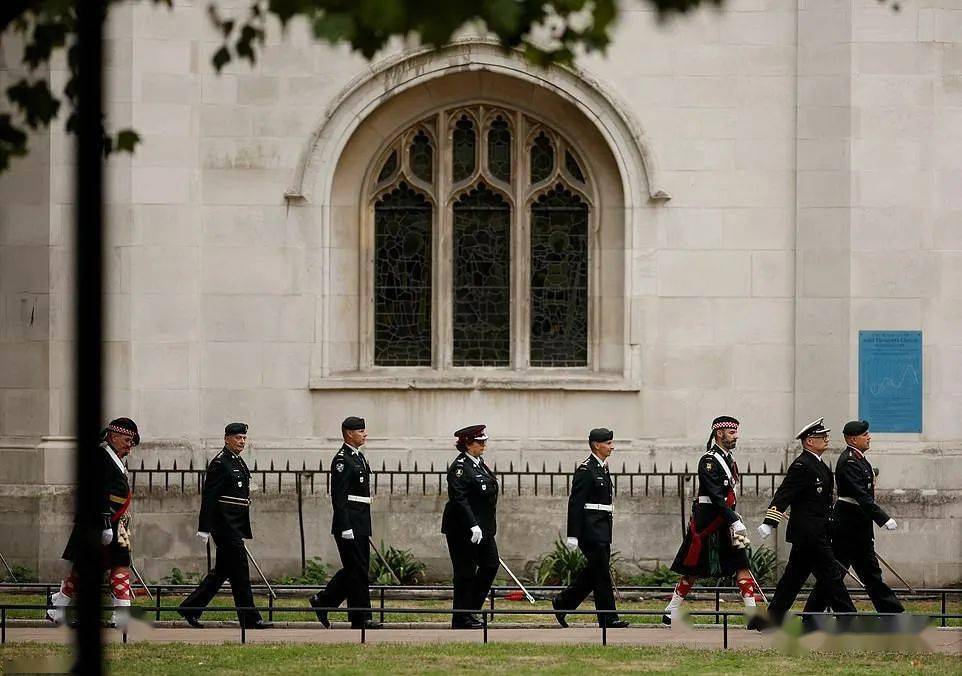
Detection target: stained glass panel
<box><xmin>374</xmin><ymin>182</ymin><xmax>433</xmax><ymax>366</ymax></box>
<box><xmin>452</xmin><ymin>182</ymin><xmax>511</xmax><ymax>366</ymax></box>
<box><xmin>377</xmin><ymin>149</ymin><xmax>398</xmax><ymax>183</ymax></box>
<box><xmin>487</xmin><ymin>116</ymin><xmax>511</xmax><ymax>182</ymax></box>
<box><xmin>452</xmin><ymin>115</ymin><xmax>476</xmax><ymax>182</ymax></box>
<box><xmin>530</xmin><ymin>184</ymin><xmax>588</xmax><ymax>367</ymax></box>
<box><xmin>530</xmin><ymin>131</ymin><xmax>554</xmax><ymax>184</ymax></box>
<box><xmin>410</xmin><ymin>130</ymin><xmax>433</xmax><ymax>183</ymax></box>
<box><xmin>564</xmin><ymin>149</ymin><xmax>585</xmax><ymax>183</ymax></box>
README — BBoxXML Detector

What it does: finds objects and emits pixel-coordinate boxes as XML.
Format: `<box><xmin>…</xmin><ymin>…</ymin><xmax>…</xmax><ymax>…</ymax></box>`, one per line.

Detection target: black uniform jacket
<box><xmin>198</xmin><ymin>448</ymin><xmax>253</xmax><ymax>541</ymax></box>
<box><xmin>833</xmin><ymin>446</ymin><xmax>890</xmax><ymax>543</ymax></box>
<box><xmin>441</xmin><ymin>453</ymin><xmax>499</xmax><ymax>538</ymax></box>
<box><xmin>691</xmin><ymin>446</ymin><xmax>740</xmax><ymax>529</ymax></box>
<box><xmin>566</xmin><ymin>455</ymin><xmax>613</xmax><ymax>545</ymax></box>
<box><xmin>62</xmin><ymin>443</ymin><xmax>131</xmax><ymax>563</ymax></box>
<box><xmin>330</xmin><ymin>444</ymin><xmax>373</xmax><ymax>537</ymax></box>
<box><xmin>763</xmin><ymin>450</ymin><xmax>834</xmax><ymax>544</ymax></box>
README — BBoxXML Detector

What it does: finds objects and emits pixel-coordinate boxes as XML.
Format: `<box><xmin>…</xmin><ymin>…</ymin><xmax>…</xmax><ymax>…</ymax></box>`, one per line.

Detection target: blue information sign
<box><xmin>858</xmin><ymin>331</ymin><xmax>922</xmax><ymax>433</ymax></box>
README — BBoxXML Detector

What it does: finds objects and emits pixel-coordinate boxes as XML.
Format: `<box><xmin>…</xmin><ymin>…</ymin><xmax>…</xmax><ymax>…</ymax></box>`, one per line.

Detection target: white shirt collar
<box><xmin>103</xmin><ymin>442</ymin><xmax>127</xmax><ymax>476</ymax></box>
<box><xmin>344</xmin><ymin>442</ymin><xmax>361</xmax><ymax>455</ymax></box>
<box><xmin>466</xmin><ymin>453</ymin><xmax>483</xmax><ymax>466</ymax></box>
<box><xmin>591</xmin><ymin>452</ymin><xmax>607</xmax><ymax>468</ymax></box>
<box><xmin>711</xmin><ymin>443</ymin><xmax>732</xmax><ymax>459</ymax></box>
<box><xmin>803</xmin><ymin>449</ymin><xmax>827</xmax><ymax>465</ymax></box>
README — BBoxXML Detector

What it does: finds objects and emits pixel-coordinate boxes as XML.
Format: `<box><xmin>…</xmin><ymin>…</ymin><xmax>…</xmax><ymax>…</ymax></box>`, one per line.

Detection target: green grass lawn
<box><xmin>0</xmin><ymin>643</ymin><xmax>958</xmax><ymax>675</ymax></box>
<box><xmin>2</xmin><ymin>592</ymin><xmax>958</xmax><ymax>627</ymax></box>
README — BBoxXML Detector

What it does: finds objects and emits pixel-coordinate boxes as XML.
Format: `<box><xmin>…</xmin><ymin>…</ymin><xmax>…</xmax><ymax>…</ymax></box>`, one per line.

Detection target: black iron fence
<box><xmin>129</xmin><ymin>458</ymin><xmax>788</xmax><ymax>499</ymax></box>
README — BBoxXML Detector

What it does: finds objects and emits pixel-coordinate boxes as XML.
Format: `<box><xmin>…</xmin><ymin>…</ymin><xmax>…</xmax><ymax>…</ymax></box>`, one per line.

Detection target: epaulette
<box><xmin>791</xmin><ymin>460</ymin><xmax>804</xmax><ymax>469</ymax></box>
<box><xmin>765</xmin><ymin>507</ymin><xmax>788</xmax><ymax>524</ymax></box>
<box><xmin>455</xmin><ymin>457</ymin><xmax>464</xmax><ymax>464</ymax></box>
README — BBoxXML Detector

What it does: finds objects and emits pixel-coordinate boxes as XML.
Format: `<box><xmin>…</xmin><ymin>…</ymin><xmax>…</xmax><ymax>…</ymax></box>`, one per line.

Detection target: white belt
<box><xmin>696</xmin><ymin>496</ymin><xmax>714</xmax><ymax>504</ymax></box>
<box><xmin>348</xmin><ymin>495</ymin><xmax>371</xmax><ymax>504</ymax></box>
<box><xmin>584</xmin><ymin>503</ymin><xmax>612</xmax><ymax>512</ymax></box>
<box><xmin>837</xmin><ymin>496</ymin><xmax>859</xmax><ymax>505</ymax></box>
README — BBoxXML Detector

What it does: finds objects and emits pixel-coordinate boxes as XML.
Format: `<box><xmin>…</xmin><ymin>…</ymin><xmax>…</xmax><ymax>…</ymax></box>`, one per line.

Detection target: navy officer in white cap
<box><xmin>757</xmin><ymin>417</ymin><xmax>856</xmax><ymax>628</ymax></box>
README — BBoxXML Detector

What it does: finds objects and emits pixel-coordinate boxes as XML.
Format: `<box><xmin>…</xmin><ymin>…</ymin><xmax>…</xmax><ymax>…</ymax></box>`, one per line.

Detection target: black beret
<box><xmin>105</xmin><ymin>417</ymin><xmax>140</xmax><ymax>446</ymax></box>
<box><xmin>342</xmin><ymin>416</ymin><xmax>366</xmax><ymax>431</ymax></box>
<box><xmin>454</xmin><ymin>424</ymin><xmax>488</xmax><ymax>441</ymax></box>
<box><xmin>224</xmin><ymin>422</ymin><xmax>248</xmax><ymax>436</ymax></box>
<box><xmin>589</xmin><ymin>428</ymin><xmax>614</xmax><ymax>443</ymax></box>
<box><xmin>843</xmin><ymin>420</ymin><xmax>869</xmax><ymax>436</ymax></box>
<box><xmin>711</xmin><ymin>416</ymin><xmax>739</xmax><ymax>431</ymax></box>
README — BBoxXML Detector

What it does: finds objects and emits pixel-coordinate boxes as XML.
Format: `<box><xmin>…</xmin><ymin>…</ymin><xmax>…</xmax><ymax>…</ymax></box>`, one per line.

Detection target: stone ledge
<box><xmin>309</xmin><ymin>370</ymin><xmax>641</xmax><ymax>392</ymax></box>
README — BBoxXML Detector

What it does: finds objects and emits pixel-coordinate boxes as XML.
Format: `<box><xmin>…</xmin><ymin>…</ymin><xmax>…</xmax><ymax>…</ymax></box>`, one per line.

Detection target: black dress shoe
<box><xmin>247</xmin><ymin>620</ymin><xmax>274</xmax><ymax>629</ymax></box>
<box><xmin>603</xmin><ymin>619</ymin><xmax>629</xmax><ymax>628</ymax></box>
<box><xmin>351</xmin><ymin>620</ymin><xmax>383</xmax><ymax>630</ymax></box>
<box><xmin>661</xmin><ymin>614</ymin><xmax>671</xmax><ymax>626</ymax></box>
<box><xmin>178</xmin><ymin>609</ymin><xmax>204</xmax><ymax>629</ymax></box>
<box><xmin>451</xmin><ymin>618</ymin><xmax>484</xmax><ymax>629</ymax></box>
<box><xmin>551</xmin><ymin>598</ymin><xmax>568</xmax><ymax>628</ymax></box>
<box><xmin>747</xmin><ymin>614</ymin><xmax>772</xmax><ymax>632</ymax></box>
<box><xmin>308</xmin><ymin>595</ymin><xmax>330</xmax><ymax>628</ymax></box>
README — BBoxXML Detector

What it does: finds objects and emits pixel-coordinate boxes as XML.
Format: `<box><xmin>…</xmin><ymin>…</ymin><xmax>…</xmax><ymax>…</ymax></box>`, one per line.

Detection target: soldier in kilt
<box><xmin>663</xmin><ymin>416</ymin><xmax>767</xmax><ymax>629</ymax></box>
<box><xmin>47</xmin><ymin>417</ymin><xmax>140</xmax><ymax>628</ymax></box>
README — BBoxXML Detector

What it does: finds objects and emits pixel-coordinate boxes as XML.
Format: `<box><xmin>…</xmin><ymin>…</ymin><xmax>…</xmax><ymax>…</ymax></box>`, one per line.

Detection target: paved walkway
<box><xmin>4</xmin><ymin>623</ymin><xmax>959</xmax><ymax>654</ymax></box>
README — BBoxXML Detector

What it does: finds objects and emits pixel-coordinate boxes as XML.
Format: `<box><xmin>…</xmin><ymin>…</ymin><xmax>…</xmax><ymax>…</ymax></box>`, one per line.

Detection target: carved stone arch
<box><xmin>305</xmin><ymin>39</ymin><xmax>658</xmax><ymax>386</ymax></box>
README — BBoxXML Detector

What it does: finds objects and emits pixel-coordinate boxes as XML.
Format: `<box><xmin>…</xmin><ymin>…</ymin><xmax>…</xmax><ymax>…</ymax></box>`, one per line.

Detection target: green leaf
<box><xmin>114</xmin><ymin>129</ymin><xmax>140</xmax><ymax>153</ymax></box>
<box><xmin>212</xmin><ymin>46</ymin><xmax>231</xmax><ymax>72</ymax></box>
<box><xmin>6</xmin><ymin>78</ymin><xmax>61</xmax><ymax>128</ymax></box>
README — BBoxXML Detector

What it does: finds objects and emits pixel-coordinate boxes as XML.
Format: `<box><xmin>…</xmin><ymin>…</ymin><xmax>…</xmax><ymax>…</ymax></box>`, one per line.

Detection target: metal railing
<box><xmin>1</xmin><ymin>600</ymin><xmax>959</xmax><ymax>650</ymax></box>
<box><xmin>3</xmin><ymin>582</ymin><xmax>959</xmax><ymax>630</ymax></box>
<box><xmin>128</xmin><ymin>458</ymin><xmax>789</xmax><ymax>499</ymax></box>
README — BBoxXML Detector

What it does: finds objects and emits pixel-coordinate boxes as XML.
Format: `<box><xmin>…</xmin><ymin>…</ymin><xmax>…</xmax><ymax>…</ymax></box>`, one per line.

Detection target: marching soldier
<box><xmin>178</xmin><ymin>423</ymin><xmax>272</xmax><ymax>629</ymax></box>
<box><xmin>757</xmin><ymin>418</ymin><xmax>856</xmax><ymax>627</ymax></box>
<box><xmin>441</xmin><ymin>424</ymin><xmax>499</xmax><ymax>629</ymax></box>
<box><xmin>663</xmin><ymin>416</ymin><xmax>767</xmax><ymax>629</ymax></box>
<box><xmin>48</xmin><ymin>417</ymin><xmax>140</xmax><ymax>628</ymax></box>
<box><xmin>802</xmin><ymin>420</ymin><xmax>903</xmax><ymax>615</ymax></box>
<box><xmin>309</xmin><ymin>416</ymin><xmax>381</xmax><ymax>629</ymax></box>
<box><xmin>551</xmin><ymin>428</ymin><xmax>628</xmax><ymax>629</ymax></box>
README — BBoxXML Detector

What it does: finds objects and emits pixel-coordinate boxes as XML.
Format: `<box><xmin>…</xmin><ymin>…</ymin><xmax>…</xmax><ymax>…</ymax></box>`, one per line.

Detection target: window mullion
<box><xmin>514</xmin><ymin>109</ymin><xmax>530</xmax><ymax>371</ymax></box>
<box><xmin>435</xmin><ymin>111</ymin><xmax>452</xmax><ymax>370</ymax></box>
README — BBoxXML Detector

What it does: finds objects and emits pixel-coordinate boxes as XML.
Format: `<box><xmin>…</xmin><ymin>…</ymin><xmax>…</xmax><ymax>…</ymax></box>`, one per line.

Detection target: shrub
<box><xmin>626</xmin><ymin>564</ymin><xmax>679</xmax><ymax>587</ymax></box>
<box><xmin>274</xmin><ymin>557</ymin><xmax>329</xmax><ymax>585</ymax></box>
<box><xmin>369</xmin><ymin>542</ymin><xmax>426</xmax><ymax>585</ymax></box>
<box><xmin>1</xmin><ymin>564</ymin><xmax>39</xmax><ymax>583</ymax></box>
<box><xmin>162</xmin><ymin>567</ymin><xmax>200</xmax><ymax>585</ymax></box>
<box><xmin>535</xmin><ymin>537</ymin><xmax>623</xmax><ymax>586</ymax></box>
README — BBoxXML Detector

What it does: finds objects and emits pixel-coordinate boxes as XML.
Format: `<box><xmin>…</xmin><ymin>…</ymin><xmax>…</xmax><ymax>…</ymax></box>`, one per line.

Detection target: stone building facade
<box><xmin>1</xmin><ymin>1</ymin><xmax>960</xmax><ymax>581</ymax></box>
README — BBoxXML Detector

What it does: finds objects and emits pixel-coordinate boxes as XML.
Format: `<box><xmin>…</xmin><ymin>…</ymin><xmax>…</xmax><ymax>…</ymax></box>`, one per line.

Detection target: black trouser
<box><xmin>553</xmin><ymin>541</ymin><xmax>619</xmax><ymax>627</ymax></box>
<box><xmin>768</xmin><ymin>537</ymin><xmax>856</xmax><ymax>625</ymax></box>
<box><xmin>179</xmin><ymin>537</ymin><xmax>261</xmax><ymax>627</ymax></box>
<box><xmin>803</xmin><ymin>538</ymin><xmax>904</xmax><ymax>614</ymax></box>
<box><xmin>446</xmin><ymin>533</ymin><xmax>499</xmax><ymax>627</ymax></box>
<box><xmin>314</xmin><ymin>535</ymin><xmax>372</xmax><ymax>627</ymax></box>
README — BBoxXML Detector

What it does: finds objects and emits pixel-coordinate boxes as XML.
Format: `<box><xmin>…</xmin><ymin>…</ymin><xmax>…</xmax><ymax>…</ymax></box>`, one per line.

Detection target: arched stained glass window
<box><xmin>373</xmin><ymin>183</ymin><xmax>433</xmax><ymax>366</ymax></box>
<box><xmin>369</xmin><ymin>106</ymin><xmax>593</xmax><ymax>370</ymax></box>
<box><xmin>530</xmin><ymin>184</ymin><xmax>589</xmax><ymax>367</ymax></box>
<box><xmin>452</xmin><ymin>183</ymin><xmax>511</xmax><ymax>366</ymax></box>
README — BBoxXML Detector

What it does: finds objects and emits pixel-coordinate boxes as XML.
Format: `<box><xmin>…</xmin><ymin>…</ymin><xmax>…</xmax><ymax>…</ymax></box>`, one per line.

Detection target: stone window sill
<box><xmin>309</xmin><ymin>369</ymin><xmax>640</xmax><ymax>391</ymax></box>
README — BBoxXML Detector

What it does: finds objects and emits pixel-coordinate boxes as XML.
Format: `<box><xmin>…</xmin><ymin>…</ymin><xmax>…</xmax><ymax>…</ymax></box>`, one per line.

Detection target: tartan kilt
<box><xmin>670</xmin><ymin>521</ymin><xmax>749</xmax><ymax>578</ymax></box>
<box><xmin>61</xmin><ymin>523</ymin><xmax>131</xmax><ymax>569</ymax></box>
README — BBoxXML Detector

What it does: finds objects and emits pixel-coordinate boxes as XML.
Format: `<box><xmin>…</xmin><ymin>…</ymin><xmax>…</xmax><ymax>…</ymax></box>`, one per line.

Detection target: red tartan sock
<box><xmin>675</xmin><ymin>577</ymin><xmax>694</xmax><ymax>598</ymax></box>
<box><xmin>737</xmin><ymin>577</ymin><xmax>757</xmax><ymax>607</ymax></box>
<box><xmin>110</xmin><ymin>567</ymin><xmax>132</xmax><ymax>604</ymax></box>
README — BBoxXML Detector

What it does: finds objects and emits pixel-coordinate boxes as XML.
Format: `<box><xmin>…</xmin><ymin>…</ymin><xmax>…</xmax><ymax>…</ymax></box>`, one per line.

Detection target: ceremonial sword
<box><xmin>129</xmin><ymin>561</ymin><xmax>154</xmax><ymax>600</ymax></box>
<box><xmin>244</xmin><ymin>544</ymin><xmax>278</xmax><ymax>599</ymax></box>
<box><xmin>875</xmin><ymin>551</ymin><xmax>916</xmax><ymax>594</ymax></box>
<box><xmin>0</xmin><ymin>551</ymin><xmax>16</xmax><ymax>582</ymax></box>
<box><xmin>836</xmin><ymin>559</ymin><xmax>866</xmax><ymax>589</ymax></box>
<box><xmin>369</xmin><ymin>537</ymin><xmax>402</xmax><ymax>585</ymax></box>
<box><xmin>498</xmin><ymin>557</ymin><xmax>536</xmax><ymax>604</ymax></box>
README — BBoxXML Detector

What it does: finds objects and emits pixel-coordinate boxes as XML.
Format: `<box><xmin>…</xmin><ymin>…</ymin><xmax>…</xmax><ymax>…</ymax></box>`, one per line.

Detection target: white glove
<box><xmin>731</xmin><ymin>520</ymin><xmax>747</xmax><ymax>534</ymax></box>
<box><xmin>565</xmin><ymin>536</ymin><xmax>579</xmax><ymax>549</ymax></box>
<box><xmin>341</xmin><ymin>529</ymin><xmax>355</xmax><ymax>540</ymax></box>
<box><xmin>757</xmin><ymin>524</ymin><xmax>773</xmax><ymax>539</ymax></box>
<box><xmin>469</xmin><ymin>526</ymin><xmax>483</xmax><ymax>544</ymax></box>
<box><xmin>196</xmin><ymin>531</ymin><xmax>210</xmax><ymax>543</ymax></box>
<box><xmin>732</xmin><ymin>531</ymin><xmax>751</xmax><ymax>550</ymax></box>
<box><xmin>101</xmin><ymin>528</ymin><xmax>114</xmax><ymax>545</ymax></box>
<box><xmin>884</xmin><ymin>518</ymin><xmax>897</xmax><ymax>531</ymax></box>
